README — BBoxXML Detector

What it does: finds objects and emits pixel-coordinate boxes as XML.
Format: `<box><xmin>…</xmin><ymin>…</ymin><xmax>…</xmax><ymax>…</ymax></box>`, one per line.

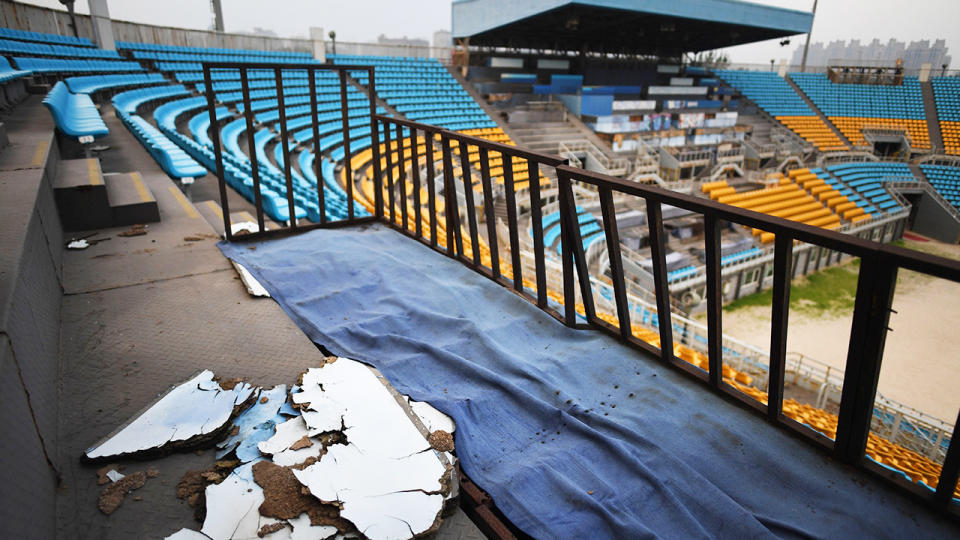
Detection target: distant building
<box><xmin>791</xmin><ymin>38</ymin><xmax>951</xmax><ymax>70</ymax></box>
<box><xmin>377</xmin><ymin>34</ymin><xmax>429</xmax><ymax>47</ymax></box>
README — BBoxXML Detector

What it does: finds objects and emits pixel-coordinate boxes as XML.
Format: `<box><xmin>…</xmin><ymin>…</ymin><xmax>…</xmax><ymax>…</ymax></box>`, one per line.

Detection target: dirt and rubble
<box><xmin>83</xmin><ymin>358</ymin><xmax>458</xmax><ymax>539</ymax></box>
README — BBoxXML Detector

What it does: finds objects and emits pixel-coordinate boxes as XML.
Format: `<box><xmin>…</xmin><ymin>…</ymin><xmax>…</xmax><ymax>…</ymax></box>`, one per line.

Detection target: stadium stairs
<box><xmin>921</xmin><ymin>80</ymin><xmax>946</xmax><ymax>151</ymax></box>
<box><xmin>784</xmin><ymin>74</ymin><xmax>853</xmax><ymax>147</ymax></box>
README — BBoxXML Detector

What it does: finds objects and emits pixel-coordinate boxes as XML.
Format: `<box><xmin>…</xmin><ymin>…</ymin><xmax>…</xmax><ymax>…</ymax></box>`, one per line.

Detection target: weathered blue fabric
<box><xmin>220</xmin><ymin>224</ymin><xmax>957</xmax><ymax>539</ymax></box>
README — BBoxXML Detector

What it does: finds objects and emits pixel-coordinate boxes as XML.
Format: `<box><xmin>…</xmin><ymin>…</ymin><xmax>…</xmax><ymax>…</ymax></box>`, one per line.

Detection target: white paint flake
<box><xmin>257</xmin><ymin>416</ymin><xmax>323</xmax><ymax>467</ymax></box>
<box><xmin>217</xmin><ymin>385</ymin><xmax>288</xmax><ymax>462</ymax></box>
<box><xmin>200</xmin><ymin>463</ymin><xmax>292</xmax><ymax>540</ymax></box>
<box><xmin>85</xmin><ymin>371</ymin><xmax>255</xmax><ymax>460</ymax></box>
<box><xmin>290</xmin><ymin>359</ymin><xmax>447</xmax><ymax>540</ymax></box>
<box><xmin>287</xmin><ymin>514</ymin><xmax>338</xmax><ymax>540</ymax></box>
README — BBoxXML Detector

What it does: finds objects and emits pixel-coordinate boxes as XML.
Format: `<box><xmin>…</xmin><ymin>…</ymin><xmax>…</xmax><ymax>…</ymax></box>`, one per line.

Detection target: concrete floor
<box><xmin>54</xmin><ymin>101</ymin><xmax>485</xmax><ymax>539</ymax></box>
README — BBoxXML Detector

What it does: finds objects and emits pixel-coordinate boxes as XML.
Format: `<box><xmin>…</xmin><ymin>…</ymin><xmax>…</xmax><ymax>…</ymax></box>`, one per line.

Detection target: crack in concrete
<box><xmin>64</xmin><ymin>267</ymin><xmax>233</xmax><ymax>296</ymax></box>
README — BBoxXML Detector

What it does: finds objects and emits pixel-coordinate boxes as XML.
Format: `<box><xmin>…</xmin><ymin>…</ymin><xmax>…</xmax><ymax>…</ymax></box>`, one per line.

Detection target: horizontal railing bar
<box><xmin>222</xmin><ymin>216</ymin><xmax>378</xmax><ymax>243</ymax></box>
<box><xmin>556</xmin><ymin>165</ymin><xmax>960</xmax><ymax>282</ymax></box>
<box><xmin>201</xmin><ymin>61</ymin><xmax>377</xmax><ymax>70</ymax></box>
<box><xmin>375</xmin><ymin>114</ymin><xmax>565</xmax><ymax>166</ymax></box>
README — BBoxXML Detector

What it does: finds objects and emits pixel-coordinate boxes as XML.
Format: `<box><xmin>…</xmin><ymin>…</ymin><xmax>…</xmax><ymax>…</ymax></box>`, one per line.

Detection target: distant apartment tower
<box><xmin>791</xmin><ymin>38</ymin><xmax>951</xmax><ymax>70</ymax></box>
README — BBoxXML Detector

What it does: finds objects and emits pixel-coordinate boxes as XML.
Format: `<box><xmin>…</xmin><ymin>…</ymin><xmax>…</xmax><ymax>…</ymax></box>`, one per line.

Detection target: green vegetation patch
<box><xmin>723</xmin><ymin>259</ymin><xmax>860</xmax><ymax>316</ymax></box>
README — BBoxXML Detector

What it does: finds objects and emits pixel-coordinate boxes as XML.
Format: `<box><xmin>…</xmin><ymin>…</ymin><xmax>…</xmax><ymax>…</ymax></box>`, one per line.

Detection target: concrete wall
<box><xmin>0</xmin><ymin>0</ymin><xmax>312</xmax><ymax>52</ymax></box>
<box><xmin>0</xmin><ymin>134</ymin><xmax>63</xmax><ymax>540</ymax></box>
<box><xmin>0</xmin><ymin>1</ymin><xmax>454</xmax><ymax>60</ymax></box>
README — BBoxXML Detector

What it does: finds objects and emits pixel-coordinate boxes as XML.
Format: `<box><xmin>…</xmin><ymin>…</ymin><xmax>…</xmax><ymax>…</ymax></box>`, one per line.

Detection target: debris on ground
<box><xmin>67</xmin><ymin>239</ymin><xmax>90</xmax><ymax>250</ymax></box>
<box><xmin>118</xmin><ymin>224</ymin><xmax>149</xmax><ymax>237</ymax></box>
<box><xmin>227</xmin><ymin>223</ymin><xmax>271</xmax><ymax>297</ymax></box>
<box><xmin>428</xmin><ymin>430</ymin><xmax>455</xmax><ymax>453</ymax></box>
<box><xmin>84</xmin><ymin>370</ymin><xmax>256</xmax><ymax>462</ymax></box>
<box><xmin>96</xmin><ymin>464</ymin><xmax>121</xmax><ymax>485</ymax></box>
<box><xmin>89</xmin><ymin>358</ymin><xmax>456</xmax><ymax>540</ymax></box>
<box><xmin>98</xmin><ymin>471</ymin><xmax>148</xmax><ymax>515</ymax></box>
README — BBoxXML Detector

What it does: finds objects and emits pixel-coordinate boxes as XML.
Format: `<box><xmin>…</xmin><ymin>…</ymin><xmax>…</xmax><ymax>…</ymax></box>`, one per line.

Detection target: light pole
<box><xmin>800</xmin><ymin>0</ymin><xmax>818</xmax><ymax>73</ymax></box>
<box><xmin>329</xmin><ymin>31</ymin><xmax>337</xmax><ymax>56</ymax></box>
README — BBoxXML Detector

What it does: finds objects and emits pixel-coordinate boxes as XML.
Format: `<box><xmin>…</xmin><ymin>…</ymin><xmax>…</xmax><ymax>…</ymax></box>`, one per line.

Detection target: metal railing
<box><xmin>201</xmin><ymin>61</ymin><xmax>382</xmax><ymax>241</ymax></box>
<box><xmin>208</xmin><ymin>61</ymin><xmax>960</xmax><ymax>514</ymax></box>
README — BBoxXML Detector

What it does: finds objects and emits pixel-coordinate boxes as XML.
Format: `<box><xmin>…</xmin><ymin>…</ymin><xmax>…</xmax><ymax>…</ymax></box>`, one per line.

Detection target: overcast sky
<box><xmin>14</xmin><ymin>0</ymin><xmax>960</xmax><ymax>65</ymax></box>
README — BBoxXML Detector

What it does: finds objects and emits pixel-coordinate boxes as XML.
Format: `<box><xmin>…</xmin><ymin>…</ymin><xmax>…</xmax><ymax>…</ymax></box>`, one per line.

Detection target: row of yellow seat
<box><xmin>724</xmin><ymin>380</ymin><xmax>959</xmax><ymax>498</ymax></box>
<box><xmin>703</xmin><ymin>174</ymin><xmax>842</xmax><ymax>243</ymax></box>
<box><xmin>830</xmin><ymin>117</ymin><xmax>931</xmax><ymax>150</ymax></box>
<box><xmin>940</xmin><ymin>120</ymin><xmax>960</xmax><ymax>155</ymax></box>
<box><xmin>787</xmin><ymin>168</ymin><xmax>871</xmax><ymax>223</ymax></box>
<box><xmin>775</xmin><ymin>115</ymin><xmax>849</xmax><ymax>151</ymax></box>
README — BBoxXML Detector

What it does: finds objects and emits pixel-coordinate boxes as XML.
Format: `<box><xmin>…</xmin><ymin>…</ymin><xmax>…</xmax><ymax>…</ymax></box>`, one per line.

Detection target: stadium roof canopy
<box><xmin>451</xmin><ymin>0</ymin><xmax>813</xmax><ymax>56</ymax></box>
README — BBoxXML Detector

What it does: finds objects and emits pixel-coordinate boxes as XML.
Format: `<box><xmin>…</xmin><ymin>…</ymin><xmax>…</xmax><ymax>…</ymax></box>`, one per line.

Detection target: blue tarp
<box><xmin>220</xmin><ymin>224</ymin><xmax>958</xmax><ymax>539</ymax></box>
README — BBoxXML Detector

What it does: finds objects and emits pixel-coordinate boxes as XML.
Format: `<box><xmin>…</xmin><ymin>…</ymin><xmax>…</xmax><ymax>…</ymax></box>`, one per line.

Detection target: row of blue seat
<box><xmin>0</xmin><ymin>37</ymin><xmax>121</xmax><ymax>58</ymax></box>
<box><xmin>117</xmin><ymin>40</ymin><xmax>312</xmax><ymax>58</ymax></box>
<box><xmin>919</xmin><ymin>164</ymin><xmax>960</xmax><ymax>209</ymax></box>
<box><xmin>0</xmin><ymin>26</ymin><xmax>92</xmax><ymax>47</ymax></box>
<box><xmin>13</xmin><ymin>57</ymin><xmax>142</xmax><ymax>73</ymax></box>
<box><xmin>113</xmin><ymin>84</ymin><xmax>191</xmax><ymax>114</ymax></box>
<box><xmin>66</xmin><ymin>73</ymin><xmax>167</xmax><ymax>94</ymax></box>
<box><xmin>791</xmin><ymin>73</ymin><xmax>926</xmax><ymax>120</ymax></box>
<box><xmin>0</xmin><ymin>57</ymin><xmax>31</xmax><ymax>83</ymax></box>
<box><xmin>41</xmin><ymin>81</ymin><xmax>108</xmax><ymax>139</ymax></box>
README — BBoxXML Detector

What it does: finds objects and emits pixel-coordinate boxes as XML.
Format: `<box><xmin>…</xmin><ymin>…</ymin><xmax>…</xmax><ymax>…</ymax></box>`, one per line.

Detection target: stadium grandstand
<box><xmin>0</xmin><ymin>0</ymin><xmax>958</xmax><ymax>538</ymax></box>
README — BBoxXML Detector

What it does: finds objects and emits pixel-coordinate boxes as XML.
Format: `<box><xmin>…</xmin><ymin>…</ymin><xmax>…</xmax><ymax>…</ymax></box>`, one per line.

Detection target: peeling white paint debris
<box><xmin>164</xmin><ymin>529</ymin><xmax>211</xmax><ymax>540</ymax></box>
<box><xmin>67</xmin><ymin>239</ymin><xmax>89</xmax><ymax>249</ymax></box>
<box><xmin>200</xmin><ymin>462</ymin><xmax>292</xmax><ymax>540</ymax></box>
<box><xmin>406</xmin><ymin>398</ymin><xmax>456</xmax><ymax>434</ymax></box>
<box><xmin>217</xmin><ymin>385</ymin><xmax>288</xmax><ymax>463</ymax></box>
<box><xmin>291</xmin><ymin>359</ymin><xmax>447</xmax><ymax>540</ymax></box>
<box><xmin>228</xmin><ymin>222</ymin><xmax>271</xmax><ymax>297</ymax></box>
<box><xmin>105</xmin><ymin>470</ymin><xmax>125</xmax><ymax>483</ymax></box>
<box><xmin>287</xmin><ymin>514</ymin><xmax>337</xmax><ymax>540</ymax></box>
<box><xmin>230</xmin><ymin>221</ymin><xmax>259</xmax><ymax>236</ymax></box>
<box><xmin>232</xmin><ymin>261</ymin><xmax>270</xmax><ymax>297</ymax></box>
<box><xmin>85</xmin><ymin>370</ymin><xmax>256</xmax><ymax>461</ymax></box>
<box><xmin>256</xmin><ymin>416</ymin><xmax>323</xmax><ymax>467</ymax></box>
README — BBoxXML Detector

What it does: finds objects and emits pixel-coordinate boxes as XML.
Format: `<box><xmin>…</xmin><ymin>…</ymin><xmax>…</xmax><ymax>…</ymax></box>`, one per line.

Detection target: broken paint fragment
<box><xmin>257</xmin><ymin>416</ymin><xmax>324</xmax><ymax>467</ymax></box>
<box><xmin>290</xmin><ymin>359</ymin><xmax>448</xmax><ymax>540</ymax></box>
<box><xmin>200</xmin><ymin>462</ymin><xmax>291</xmax><ymax>540</ymax></box>
<box><xmin>106</xmin><ymin>469</ymin><xmax>125</xmax><ymax>483</ymax></box>
<box><xmin>407</xmin><ymin>399</ymin><xmax>456</xmax><ymax>434</ymax></box>
<box><xmin>98</xmin><ymin>471</ymin><xmax>148</xmax><ymax>515</ymax></box>
<box><xmin>85</xmin><ymin>370</ymin><xmax>256</xmax><ymax>461</ymax></box>
<box><xmin>217</xmin><ymin>385</ymin><xmax>288</xmax><ymax>462</ymax></box>
<box><xmin>288</xmin><ymin>514</ymin><xmax>338</xmax><ymax>540</ymax></box>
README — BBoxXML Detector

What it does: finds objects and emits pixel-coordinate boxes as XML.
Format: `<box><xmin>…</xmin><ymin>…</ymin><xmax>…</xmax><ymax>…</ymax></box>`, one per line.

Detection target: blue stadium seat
<box><xmin>41</xmin><ymin>81</ymin><xmax>108</xmax><ymax>139</ymax></box>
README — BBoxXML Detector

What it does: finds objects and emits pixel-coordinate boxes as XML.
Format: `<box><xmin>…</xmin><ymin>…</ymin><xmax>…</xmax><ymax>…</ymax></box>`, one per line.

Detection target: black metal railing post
<box><xmin>646</xmin><ymin>200</ymin><xmax>674</xmax><ymax>363</ymax></box>
<box><xmin>704</xmin><ymin>214</ymin><xmax>723</xmax><ymax>387</ymax></box>
<box><xmin>503</xmin><ymin>156</ymin><xmax>523</xmax><ymax>292</ymax></box>
<box><xmin>767</xmin><ymin>234</ymin><xmax>794</xmax><ymax>421</ymax></box>
<box><xmin>440</xmin><ymin>133</ymin><xmax>461</xmax><ymax>258</ymax></box>
<box><xmin>458</xmin><ymin>139</ymin><xmax>481</xmax><ymax>267</ymax></box>
<box><xmin>367</xmin><ymin>67</ymin><xmax>383</xmax><ymax>219</ymax></box>
<box><xmin>396</xmin><ymin>123</ymin><xmax>409</xmax><ymax>231</ymax></box>
<box><xmin>307</xmin><ymin>67</ymin><xmax>326</xmax><ymax>224</ymax></box>
<box><xmin>274</xmin><ymin>67</ymin><xmax>297</xmax><ymax>227</ymax></box>
<box><xmin>599</xmin><ymin>187</ymin><xmax>631</xmax><ymax>339</ymax></box>
<box><xmin>834</xmin><ymin>256</ymin><xmax>897</xmax><ymax>463</ymax></box>
<box><xmin>556</xmin><ymin>167</ymin><xmax>595</xmax><ymax>323</ymax></box>
<box><xmin>239</xmin><ymin>67</ymin><xmax>265</xmax><ymax>232</ymax></box>
<box><xmin>528</xmin><ymin>160</ymin><xmax>548</xmax><ymax>308</ymax></box>
<box><xmin>338</xmin><ymin>69</ymin><xmax>354</xmax><ymax>220</ymax></box>
<box><xmin>478</xmin><ymin>147</ymin><xmax>499</xmax><ymax>280</ymax></box>
<box><xmin>410</xmin><ymin>128</ymin><xmax>423</xmax><ymax>239</ymax></box>
<box><xmin>425</xmin><ymin>133</ymin><xmax>437</xmax><ymax>247</ymax></box>
<box><xmin>202</xmin><ymin>63</ymin><xmax>231</xmax><ymax>240</ymax></box>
